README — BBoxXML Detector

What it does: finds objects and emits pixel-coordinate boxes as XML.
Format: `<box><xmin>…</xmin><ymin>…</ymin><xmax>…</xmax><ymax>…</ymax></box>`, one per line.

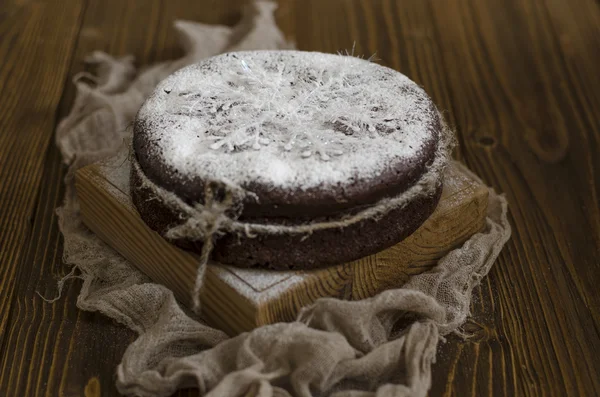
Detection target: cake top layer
<box><xmin>134</xmin><ymin>50</ymin><xmax>441</xmax><ymax>217</ymax></box>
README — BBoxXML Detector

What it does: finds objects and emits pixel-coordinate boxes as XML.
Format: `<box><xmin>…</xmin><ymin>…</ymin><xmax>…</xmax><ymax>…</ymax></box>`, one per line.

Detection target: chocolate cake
<box><xmin>131</xmin><ymin>50</ymin><xmax>449</xmax><ymax>270</ymax></box>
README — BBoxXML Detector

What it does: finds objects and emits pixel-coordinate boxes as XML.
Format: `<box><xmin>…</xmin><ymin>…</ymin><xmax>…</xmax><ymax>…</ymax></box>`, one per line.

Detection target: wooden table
<box><xmin>0</xmin><ymin>1</ymin><xmax>598</xmax><ymax>396</ymax></box>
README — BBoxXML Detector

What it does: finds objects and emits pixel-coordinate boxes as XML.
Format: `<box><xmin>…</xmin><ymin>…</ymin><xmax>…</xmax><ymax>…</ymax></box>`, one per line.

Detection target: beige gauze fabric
<box><xmin>54</xmin><ymin>2</ymin><xmax>511</xmax><ymax>396</ymax></box>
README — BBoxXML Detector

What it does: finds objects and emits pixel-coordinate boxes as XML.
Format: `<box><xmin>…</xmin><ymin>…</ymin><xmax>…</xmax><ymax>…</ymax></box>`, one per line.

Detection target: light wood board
<box><xmin>75</xmin><ymin>160</ymin><xmax>488</xmax><ymax>335</ymax></box>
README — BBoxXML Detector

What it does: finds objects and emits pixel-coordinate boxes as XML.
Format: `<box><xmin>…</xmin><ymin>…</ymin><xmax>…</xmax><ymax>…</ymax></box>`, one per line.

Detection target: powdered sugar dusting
<box><xmin>221</xmin><ymin>265</ymin><xmax>295</xmax><ymax>292</ymax></box>
<box><xmin>211</xmin><ymin>264</ymin><xmax>309</xmax><ymax>303</ymax></box>
<box><xmin>137</xmin><ymin>50</ymin><xmax>437</xmax><ymax>190</ymax></box>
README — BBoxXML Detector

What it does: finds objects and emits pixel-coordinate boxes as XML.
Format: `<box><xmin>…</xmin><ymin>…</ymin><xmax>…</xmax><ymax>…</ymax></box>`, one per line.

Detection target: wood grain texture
<box><xmin>0</xmin><ymin>0</ymin><xmax>598</xmax><ymax>396</ymax></box>
<box><xmin>0</xmin><ymin>0</ymin><xmax>85</xmax><ymax>351</ymax></box>
<box><xmin>75</xmin><ymin>161</ymin><xmax>487</xmax><ymax>335</ymax></box>
<box><xmin>0</xmin><ymin>144</ymin><xmax>136</xmax><ymax>397</ymax></box>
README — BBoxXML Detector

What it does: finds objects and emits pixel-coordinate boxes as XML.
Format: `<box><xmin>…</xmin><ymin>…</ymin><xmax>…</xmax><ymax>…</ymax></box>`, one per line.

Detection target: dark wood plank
<box><xmin>0</xmin><ymin>1</ymin><xmax>167</xmax><ymax>396</ymax></box>
<box><xmin>420</xmin><ymin>0</ymin><xmax>600</xmax><ymax>395</ymax></box>
<box><xmin>0</xmin><ymin>142</ymin><xmax>136</xmax><ymax>397</ymax></box>
<box><xmin>56</xmin><ymin>0</ymin><xmax>163</xmax><ymax>118</ymax></box>
<box><xmin>0</xmin><ymin>0</ymin><xmax>86</xmax><ymax>352</ymax></box>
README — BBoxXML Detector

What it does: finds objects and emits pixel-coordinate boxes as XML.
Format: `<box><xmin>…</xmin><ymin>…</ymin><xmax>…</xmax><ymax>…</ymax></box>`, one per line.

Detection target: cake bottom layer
<box><xmin>131</xmin><ymin>164</ymin><xmax>443</xmax><ymax>270</ymax></box>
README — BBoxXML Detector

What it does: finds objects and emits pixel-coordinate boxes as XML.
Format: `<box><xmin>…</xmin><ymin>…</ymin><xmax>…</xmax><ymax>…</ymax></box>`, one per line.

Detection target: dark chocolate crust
<box><xmin>132</xmin><ymin>95</ymin><xmax>442</xmax><ymax>221</ymax></box>
<box><xmin>131</xmin><ymin>161</ymin><xmax>443</xmax><ymax>270</ymax></box>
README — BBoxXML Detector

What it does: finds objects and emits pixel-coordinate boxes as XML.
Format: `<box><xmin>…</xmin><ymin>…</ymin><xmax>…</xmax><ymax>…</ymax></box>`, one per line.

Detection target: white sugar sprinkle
<box><xmin>137</xmin><ymin>50</ymin><xmax>437</xmax><ymax>191</ymax></box>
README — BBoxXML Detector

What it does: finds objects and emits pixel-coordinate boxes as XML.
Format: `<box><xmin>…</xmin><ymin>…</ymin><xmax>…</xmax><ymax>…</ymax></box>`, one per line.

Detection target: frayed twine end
<box><xmin>36</xmin><ymin>266</ymin><xmax>84</xmax><ymax>303</ymax></box>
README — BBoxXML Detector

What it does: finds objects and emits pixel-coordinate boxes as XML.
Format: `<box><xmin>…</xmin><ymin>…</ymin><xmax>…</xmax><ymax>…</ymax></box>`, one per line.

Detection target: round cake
<box><xmin>131</xmin><ymin>50</ymin><xmax>448</xmax><ymax>270</ymax></box>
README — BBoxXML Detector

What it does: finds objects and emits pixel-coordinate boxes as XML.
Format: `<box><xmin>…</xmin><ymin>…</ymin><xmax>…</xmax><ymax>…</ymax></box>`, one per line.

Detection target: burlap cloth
<box><xmin>53</xmin><ymin>2</ymin><xmax>511</xmax><ymax>396</ymax></box>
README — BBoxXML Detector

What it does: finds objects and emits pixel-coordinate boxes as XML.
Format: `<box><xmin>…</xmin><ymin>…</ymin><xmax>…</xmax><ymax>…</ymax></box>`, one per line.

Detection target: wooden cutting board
<box><xmin>75</xmin><ymin>159</ymin><xmax>488</xmax><ymax>336</ymax></box>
